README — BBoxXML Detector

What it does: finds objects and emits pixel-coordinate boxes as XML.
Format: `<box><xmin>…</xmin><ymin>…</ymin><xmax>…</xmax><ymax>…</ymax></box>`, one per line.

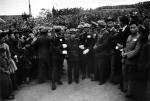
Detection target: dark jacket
<box><xmin>94</xmin><ymin>28</ymin><xmax>111</xmax><ymax>57</ymax></box>
<box><xmin>50</xmin><ymin>35</ymin><xmax>65</xmax><ymax>60</ymax></box>
<box><xmin>113</xmin><ymin>25</ymin><xmax>131</xmax><ymax>48</ymax></box>
<box><xmin>32</xmin><ymin>35</ymin><xmax>51</xmax><ymax>59</ymax></box>
<box><xmin>66</xmin><ymin>38</ymin><xmax>80</xmax><ymax>61</ymax></box>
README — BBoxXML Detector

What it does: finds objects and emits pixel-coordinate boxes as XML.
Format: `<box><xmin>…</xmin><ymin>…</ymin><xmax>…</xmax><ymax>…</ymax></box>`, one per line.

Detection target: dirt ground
<box><xmin>5</xmin><ymin>60</ymin><xmax>127</xmax><ymax>101</ymax></box>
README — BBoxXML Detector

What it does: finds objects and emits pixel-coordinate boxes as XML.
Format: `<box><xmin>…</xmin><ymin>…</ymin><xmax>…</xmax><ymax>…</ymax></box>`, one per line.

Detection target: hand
<box><xmin>62</xmin><ymin>44</ymin><xmax>67</xmax><ymax>48</ymax></box>
<box><xmin>117</xmin><ymin>43</ymin><xmax>123</xmax><ymax>48</ymax></box>
<box><xmin>14</xmin><ymin>55</ymin><xmax>17</xmax><ymax>59</ymax></box>
<box><xmin>83</xmin><ymin>49</ymin><xmax>89</xmax><ymax>55</ymax></box>
<box><xmin>79</xmin><ymin>45</ymin><xmax>85</xmax><ymax>50</ymax></box>
<box><xmin>122</xmin><ymin>52</ymin><xmax>127</xmax><ymax>57</ymax></box>
<box><xmin>5</xmin><ymin>71</ymin><xmax>10</xmax><ymax>74</ymax></box>
<box><xmin>93</xmin><ymin>45</ymin><xmax>97</xmax><ymax>50</ymax></box>
<box><xmin>33</xmin><ymin>56</ymin><xmax>36</xmax><ymax>59</ymax></box>
<box><xmin>62</xmin><ymin>50</ymin><xmax>67</xmax><ymax>55</ymax></box>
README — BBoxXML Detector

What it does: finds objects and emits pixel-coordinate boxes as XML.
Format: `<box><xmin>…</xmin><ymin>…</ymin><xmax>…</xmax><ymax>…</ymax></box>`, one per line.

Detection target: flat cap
<box><xmin>97</xmin><ymin>20</ymin><xmax>106</xmax><ymax>26</ymax></box>
<box><xmin>54</xmin><ymin>26</ymin><xmax>62</xmax><ymax>32</ymax></box>
<box><xmin>77</xmin><ymin>25</ymin><xmax>84</xmax><ymax>29</ymax></box>
<box><xmin>41</xmin><ymin>28</ymin><xmax>48</xmax><ymax>33</ymax></box>
<box><xmin>84</xmin><ymin>23</ymin><xmax>91</xmax><ymax>28</ymax></box>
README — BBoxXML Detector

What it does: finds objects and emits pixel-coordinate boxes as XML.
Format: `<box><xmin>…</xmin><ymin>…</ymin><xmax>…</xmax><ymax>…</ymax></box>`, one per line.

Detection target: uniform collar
<box><xmin>122</xmin><ymin>25</ymin><xmax>127</xmax><ymax>32</ymax></box>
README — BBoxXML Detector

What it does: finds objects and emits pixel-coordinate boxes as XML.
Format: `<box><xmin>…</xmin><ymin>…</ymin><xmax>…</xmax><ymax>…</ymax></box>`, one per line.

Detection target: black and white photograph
<box><xmin>0</xmin><ymin>0</ymin><xmax>150</xmax><ymax>101</ymax></box>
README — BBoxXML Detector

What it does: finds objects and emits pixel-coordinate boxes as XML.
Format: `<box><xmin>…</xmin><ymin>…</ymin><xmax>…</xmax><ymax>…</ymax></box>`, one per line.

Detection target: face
<box><xmin>0</xmin><ymin>37</ymin><xmax>5</xmax><ymax>44</ymax></box>
<box><xmin>130</xmin><ymin>24</ymin><xmax>138</xmax><ymax>34</ymax></box>
<box><xmin>70</xmin><ymin>33</ymin><xmax>76</xmax><ymax>39</ymax></box>
<box><xmin>84</xmin><ymin>27</ymin><xmax>90</xmax><ymax>32</ymax></box>
<box><xmin>10</xmin><ymin>33</ymin><xmax>15</xmax><ymax>39</ymax></box>
<box><xmin>107</xmin><ymin>21</ymin><xmax>114</xmax><ymax>28</ymax></box>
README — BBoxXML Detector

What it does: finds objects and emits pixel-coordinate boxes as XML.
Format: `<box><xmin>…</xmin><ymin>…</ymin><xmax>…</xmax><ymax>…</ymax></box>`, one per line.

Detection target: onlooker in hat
<box><xmin>32</xmin><ymin>28</ymin><xmax>51</xmax><ymax>84</ymax></box>
<box><xmin>0</xmin><ymin>48</ymin><xmax>15</xmax><ymax>100</ymax></box>
<box><xmin>50</xmin><ymin>26</ymin><xmax>65</xmax><ymax>90</ymax></box>
<box><xmin>93</xmin><ymin>20</ymin><xmax>111</xmax><ymax>85</ymax></box>
<box><xmin>66</xmin><ymin>28</ymin><xmax>80</xmax><ymax>84</ymax></box>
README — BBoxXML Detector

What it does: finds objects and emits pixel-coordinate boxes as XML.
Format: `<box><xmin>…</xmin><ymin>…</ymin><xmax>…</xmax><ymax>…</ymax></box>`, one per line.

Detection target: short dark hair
<box><xmin>120</xmin><ymin>15</ymin><xmax>129</xmax><ymax>25</ymax></box>
<box><xmin>129</xmin><ymin>20</ymin><xmax>138</xmax><ymax>26</ymax></box>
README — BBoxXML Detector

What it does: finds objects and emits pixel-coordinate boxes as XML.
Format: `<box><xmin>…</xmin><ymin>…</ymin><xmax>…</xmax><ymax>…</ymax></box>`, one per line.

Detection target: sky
<box><xmin>0</xmin><ymin>0</ymin><xmax>149</xmax><ymax>17</ymax></box>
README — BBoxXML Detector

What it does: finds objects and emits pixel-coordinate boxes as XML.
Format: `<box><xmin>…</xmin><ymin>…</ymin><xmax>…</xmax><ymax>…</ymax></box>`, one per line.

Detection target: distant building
<box><xmin>0</xmin><ymin>15</ymin><xmax>22</xmax><ymax>21</ymax></box>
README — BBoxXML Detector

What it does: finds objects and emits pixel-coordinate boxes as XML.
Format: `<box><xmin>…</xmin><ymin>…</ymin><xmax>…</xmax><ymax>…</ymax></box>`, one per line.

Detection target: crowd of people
<box><xmin>0</xmin><ymin>12</ymin><xmax>150</xmax><ymax>101</ymax></box>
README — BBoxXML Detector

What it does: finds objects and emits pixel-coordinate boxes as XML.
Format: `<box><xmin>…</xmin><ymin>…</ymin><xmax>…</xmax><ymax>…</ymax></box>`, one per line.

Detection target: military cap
<box><xmin>41</xmin><ymin>28</ymin><xmax>48</xmax><ymax>34</ymax></box>
<box><xmin>70</xmin><ymin>28</ymin><xmax>77</xmax><ymax>32</ymax></box>
<box><xmin>97</xmin><ymin>20</ymin><xmax>106</xmax><ymax>26</ymax></box>
<box><xmin>84</xmin><ymin>23</ymin><xmax>91</xmax><ymax>28</ymax></box>
<box><xmin>107</xmin><ymin>17</ymin><xmax>114</xmax><ymax>22</ymax></box>
<box><xmin>54</xmin><ymin>26</ymin><xmax>62</xmax><ymax>32</ymax></box>
<box><xmin>77</xmin><ymin>25</ymin><xmax>84</xmax><ymax>29</ymax></box>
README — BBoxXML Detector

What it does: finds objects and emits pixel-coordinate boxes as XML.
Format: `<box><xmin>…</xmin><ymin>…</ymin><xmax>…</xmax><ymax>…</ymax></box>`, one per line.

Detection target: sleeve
<box><xmin>5</xmin><ymin>43</ymin><xmax>11</xmax><ymax>59</ymax></box>
<box><xmin>95</xmin><ymin>32</ymin><xmax>110</xmax><ymax>52</ymax></box>
<box><xmin>126</xmin><ymin>39</ymin><xmax>142</xmax><ymax>59</ymax></box>
<box><xmin>137</xmin><ymin>43</ymin><xmax>148</xmax><ymax>71</ymax></box>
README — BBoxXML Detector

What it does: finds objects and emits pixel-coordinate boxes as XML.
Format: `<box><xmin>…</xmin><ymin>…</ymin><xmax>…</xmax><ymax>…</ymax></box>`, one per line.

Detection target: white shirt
<box><xmin>122</xmin><ymin>25</ymin><xmax>127</xmax><ymax>32</ymax></box>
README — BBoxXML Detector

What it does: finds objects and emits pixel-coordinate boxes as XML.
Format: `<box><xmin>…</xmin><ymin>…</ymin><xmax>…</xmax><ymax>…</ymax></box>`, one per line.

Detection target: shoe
<box><xmin>75</xmin><ymin>79</ymin><xmax>79</xmax><ymax>84</ymax></box>
<box><xmin>88</xmin><ymin>74</ymin><xmax>93</xmax><ymax>79</ymax></box>
<box><xmin>121</xmin><ymin>89</ymin><xmax>127</xmax><ymax>93</ymax></box>
<box><xmin>52</xmin><ymin>83</ymin><xmax>56</xmax><ymax>90</ymax></box>
<box><xmin>91</xmin><ymin>78</ymin><xmax>96</xmax><ymax>81</ymax></box>
<box><xmin>125</xmin><ymin>94</ymin><xmax>132</xmax><ymax>98</ymax></box>
<box><xmin>68</xmin><ymin>80</ymin><xmax>72</xmax><ymax>84</ymax></box>
<box><xmin>3</xmin><ymin>95</ymin><xmax>15</xmax><ymax>100</ymax></box>
<box><xmin>82</xmin><ymin>75</ymin><xmax>86</xmax><ymax>80</ymax></box>
<box><xmin>57</xmin><ymin>81</ymin><xmax>63</xmax><ymax>85</ymax></box>
<box><xmin>99</xmin><ymin>82</ymin><xmax>105</xmax><ymax>85</ymax></box>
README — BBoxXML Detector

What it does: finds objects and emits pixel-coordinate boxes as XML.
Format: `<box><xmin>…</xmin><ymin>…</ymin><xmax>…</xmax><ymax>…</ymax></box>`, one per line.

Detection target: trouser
<box><xmin>122</xmin><ymin>64</ymin><xmax>129</xmax><ymax>91</ymax></box>
<box><xmin>95</xmin><ymin>55</ymin><xmax>110</xmax><ymax>83</ymax></box>
<box><xmin>127</xmin><ymin>66</ymin><xmax>147</xmax><ymax>100</ymax></box>
<box><xmin>67</xmin><ymin>61</ymin><xmax>79</xmax><ymax>81</ymax></box>
<box><xmin>110</xmin><ymin>51</ymin><xmax>116</xmax><ymax>82</ymax></box>
<box><xmin>38</xmin><ymin>58</ymin><xmax>51</xmax><ymax>82</ymax></box>
<box><xmin>82</xmin><ymin>52</ymin><xmax>95</xmax><ymax>76</ymax></box>
<box><xmin>51</xmin><ymin>59</ymin><xmax>62</xmax><ymax>84</ymax></box>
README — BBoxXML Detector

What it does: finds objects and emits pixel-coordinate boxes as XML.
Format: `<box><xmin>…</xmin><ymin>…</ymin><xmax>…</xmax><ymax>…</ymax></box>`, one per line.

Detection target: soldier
<box><xmin>121</xmin><ymin>21</ymin><xmax>142</xmax><ymax>98</ymax></box>
<box><xmin>32</xmin><ymin>28</ymin><xmax>51</xmax><ymax>84</ymax></box>
<box><xmin>106</xmin><ymin>18</ymin><xmax>119</xmax><ymax>84</ymax></box>
<box><xmin>93</xmin><ymin>20</ymin><xmax>111</xmax><ymax>85</ymax></box>
<box><xmin>50</xmin><ymin>26</ymin><xmax>66</xmax><ymax>90</ymax></box>
<box><xmin>66</xmin><ymin>28</ymin><xmax>80</xmax><ymax>84</ymax></box>
<box><xmin>79</xmin><ymin>23</ymin><xmax>94</xmax><ymax>80</ymax></box>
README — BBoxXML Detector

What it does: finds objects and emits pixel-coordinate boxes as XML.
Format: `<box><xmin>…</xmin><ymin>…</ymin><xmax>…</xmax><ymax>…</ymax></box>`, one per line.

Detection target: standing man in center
<box><xmin>93</xmin><ymin>20</ymin><xmax>111</xmax><ymax>85</ymax></box>
<box><xmin>50</xmin><ymin>26</ymin><xmax>66</xmax><ymax>90</ymax></box>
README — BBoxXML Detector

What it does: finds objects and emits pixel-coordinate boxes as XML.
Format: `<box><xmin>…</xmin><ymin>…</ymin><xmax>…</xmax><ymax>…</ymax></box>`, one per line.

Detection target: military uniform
<box><xmin>122</xmin><ymin>33</ymin><xmax>141</xmax><ymax>96</ymax></box>
<box><xmin>50</xmin><ymin>26</ymin><xmax>66</xmax><ymax>90</ymax></box>
<box><xmin>94</xmin><ymin>27</ymin><xmax>111</xmax><ymax>85</ymax></box>
<box><xmin>32</xmin><ymin>29</ymin><xmax>51</xmax><ymax>83</ymax></box>
<box><xmin>66</xmin><ymin>35</ymin><xmax>80</xmax><ymax>84</ymax></box>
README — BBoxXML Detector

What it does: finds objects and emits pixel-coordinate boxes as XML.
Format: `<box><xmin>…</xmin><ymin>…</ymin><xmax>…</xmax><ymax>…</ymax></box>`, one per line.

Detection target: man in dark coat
<box><xmin>50</xmin><ymin>26</ymin><xmax>66</xmax><ymax>90</ymax></box>
<box><xmin>79</xmin><ymin>23</ymin><xmax>95</xmax><ymax>80</ymax></box>
<box><xmin>93</xmin><ymin>20</ymin><xmax>111</xmax><ymax>85</ymax></box>
<box><xmin>112</xmin><ymin>15</ymin><xmax>131</xmax><ymax>91</ymax></box>
<box><xmin>32</xmin><ymin>28</ymin><xmax>51</xmax><ymax>84</ymax></box>
<box><xmin>66</xmin><ymin>29</ymin><xmax>80</xmax><ymax>84</ymax></box>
